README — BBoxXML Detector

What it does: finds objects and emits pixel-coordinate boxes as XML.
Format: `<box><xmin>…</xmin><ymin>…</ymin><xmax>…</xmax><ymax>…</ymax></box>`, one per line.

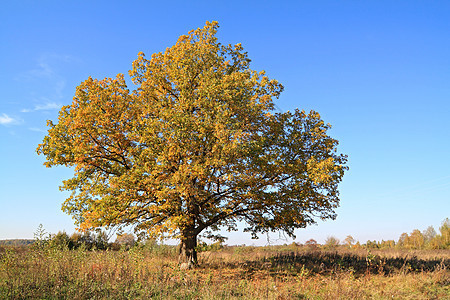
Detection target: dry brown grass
<box><xmin>0</xmin><ymin>244</ymin><xmax>448</xmax><ymax>299</ymax></box>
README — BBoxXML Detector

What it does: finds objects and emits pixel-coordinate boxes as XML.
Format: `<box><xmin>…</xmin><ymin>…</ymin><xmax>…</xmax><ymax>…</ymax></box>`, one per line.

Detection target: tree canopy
<box><xmin>37</xmin><ymin>21</ymin><xmax>347</xmax><ymax>264</ymax></box>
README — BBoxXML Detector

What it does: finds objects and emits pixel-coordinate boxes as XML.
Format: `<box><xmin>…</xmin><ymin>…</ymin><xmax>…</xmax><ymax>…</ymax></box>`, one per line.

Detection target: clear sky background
<box><xmin>1</xmin><ymin>1</ymin><xmax>449</xmax><ymax>245</ymax></box>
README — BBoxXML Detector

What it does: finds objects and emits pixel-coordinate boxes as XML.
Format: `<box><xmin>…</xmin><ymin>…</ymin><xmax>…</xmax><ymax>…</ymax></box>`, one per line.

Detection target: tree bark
<box><xmin>179</xmin><ymin>232</ymin><xmax>198</xmax><ymax>265</ymax></box>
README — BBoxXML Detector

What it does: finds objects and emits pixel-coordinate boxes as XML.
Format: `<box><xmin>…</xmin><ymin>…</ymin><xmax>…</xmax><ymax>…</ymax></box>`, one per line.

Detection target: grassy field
<box><xmin>0</xmin><ymin>244</ymin><xmax>449</xmax><ymax>299</ymax></box>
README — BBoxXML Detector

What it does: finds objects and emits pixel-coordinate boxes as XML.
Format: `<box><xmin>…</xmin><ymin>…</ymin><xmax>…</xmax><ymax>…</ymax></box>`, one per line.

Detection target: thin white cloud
<box><xmin>0</xmin><ymin>114</ymin><xmax>14</xmax><ymax>124</ymax></box>
<box><xmin>35</xmin><ymin>102</ymin><xmax>61</xmax><ymax>111</ymax></box>
<box><xmin>28</xmin><ymin>127</ymin><xmax>46</xmax><ymax>133</ymax></box>
<box><xmin>19</xmin><ymin>59</ymin><xmax>54</xmax><ymax>81</ymax></box>
<box><xmin>30</xmin><ymin>61</ymin><xmax>54</xmax><ymax>78</ymax></box>
<box><xmin>21</xmin><ymin>54</ymin><xmax>77</xmax><ymax>80</ymax></box>
<box><xmin>0</xmin><ymin>113</ymin><xmax>21</xmax><ymax>126</ymax></box>
<box><xmin>21</xmin><ymin>101</ymin><xmax>62</xmax><ymax>113</ymax></box>
<box><xmin>54</xmin><ymin>80</ymin><xmax>66</xmax><ymax>99</ymax></box>
<box><xmin>17</xmin><ymin>53</ymin><xmax>76</xmax><ymax>113</ymax></box>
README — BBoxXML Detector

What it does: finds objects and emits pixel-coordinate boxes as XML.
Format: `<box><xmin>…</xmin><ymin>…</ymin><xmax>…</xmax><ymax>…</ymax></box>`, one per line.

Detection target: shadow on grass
<box><xmin>203</xmin><ymin>251</ymin><xmax>449</xmax><ymax>277</ymax></box>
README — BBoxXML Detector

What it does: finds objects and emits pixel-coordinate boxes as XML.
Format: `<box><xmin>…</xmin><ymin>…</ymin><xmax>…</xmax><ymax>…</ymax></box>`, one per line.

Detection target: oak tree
<box><xmin>37</xmin><ymin>21</ymin><xmax>347</xmax><ymax>264</ymax></box>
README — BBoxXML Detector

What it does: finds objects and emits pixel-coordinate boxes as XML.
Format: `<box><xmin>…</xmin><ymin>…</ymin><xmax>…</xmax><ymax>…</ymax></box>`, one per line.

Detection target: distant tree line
<box><xmin>25</xmin><ymin>224</ymin><xmax>137</xmax><ymax>251</ymax></box>
<box><xmin>323</xmin><ymin>218</ymin><xmax>450</xmax><ymax>250</ymax></box>
<box><xmin>46</xmin><ymin>231</ymin><xmax>137</xmax><ymax>251</ymax></box>
<box><xmin>2</xmin><ymin>218</ymin><xmax>448</xmax><ymax>252</ymax></box>
<box><xmin>362</xmin><ymin>218</ymin><xmax>449</xmax><ymax>250</ymax></box>
<box><xmin>0</xmin><ymin>239</ymin><xmax>34</xmax><ymax>247</ymax></box>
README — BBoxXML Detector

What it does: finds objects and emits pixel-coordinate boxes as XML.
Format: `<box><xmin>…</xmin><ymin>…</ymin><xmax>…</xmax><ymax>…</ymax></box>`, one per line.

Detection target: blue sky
<box><xmin>1</xmin><ymin>1</ymin><xmax>449</xmax><ymax>245</ymax></box>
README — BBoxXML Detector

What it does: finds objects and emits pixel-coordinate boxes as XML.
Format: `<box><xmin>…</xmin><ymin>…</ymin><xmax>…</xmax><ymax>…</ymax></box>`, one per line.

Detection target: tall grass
<box><xmin>1</xmin><ymin>244</ymin><xmax>448</xmax><ymax>299</ymax></box>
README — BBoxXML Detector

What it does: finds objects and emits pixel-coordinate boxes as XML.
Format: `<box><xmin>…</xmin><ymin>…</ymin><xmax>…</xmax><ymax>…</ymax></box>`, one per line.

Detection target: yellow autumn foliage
<box><xmin>37</xmin><ymin>21</ymin><xmax>347</xmax><ymax>263</ymax></box>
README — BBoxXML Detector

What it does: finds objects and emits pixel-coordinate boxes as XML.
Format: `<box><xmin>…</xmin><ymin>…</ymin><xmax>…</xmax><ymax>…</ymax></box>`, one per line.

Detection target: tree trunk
<box><xmin>179</xmin><ymin>232</ymin><xmax>198</xmax><ymax>266</ymax></box>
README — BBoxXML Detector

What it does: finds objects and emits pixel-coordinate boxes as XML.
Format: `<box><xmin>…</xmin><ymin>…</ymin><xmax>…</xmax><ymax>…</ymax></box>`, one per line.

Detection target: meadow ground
<box><xmin>0</xmin><ymin>244</ymin><xmax>449</xmax><ymax>299</ymax></box>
